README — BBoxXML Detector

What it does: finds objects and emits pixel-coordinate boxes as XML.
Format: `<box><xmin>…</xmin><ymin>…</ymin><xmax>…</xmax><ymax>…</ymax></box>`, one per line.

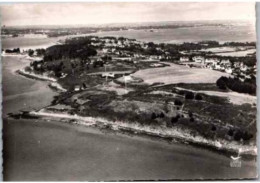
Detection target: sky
<box><xmin>0</xmin><ymin>2</ymin><xmax>256</xmax><ymax>26</ymax></box>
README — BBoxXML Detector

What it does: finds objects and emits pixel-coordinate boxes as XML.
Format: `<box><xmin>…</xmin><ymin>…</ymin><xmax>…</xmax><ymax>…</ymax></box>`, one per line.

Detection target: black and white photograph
<box><xmin>1</xmin><ymin>2</ymin><xmax>258</xmax><ymax>181</ymax></box>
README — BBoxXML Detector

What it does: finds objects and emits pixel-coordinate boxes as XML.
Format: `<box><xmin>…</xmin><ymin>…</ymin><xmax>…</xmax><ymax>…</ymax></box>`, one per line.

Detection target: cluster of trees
<box><xmin>176</xmin><ymin>90</ymin><xmax>203</xmax><ymax>100</ymax></box>
<box><xmin>65</xmin><ymin>36</ymin><xmax>92</xmax><ymax>45</ymax></box>
<box><xmin>151</xmin><ymin>112</ymin><xmax>165</xmax><ymax>120</ymax></box>
<box><xmin>28</xmin><ymin>49</ymin><xmax>34</xmax><ymax>57</ymax></box>
<box><xmin>229</xmin><ymin>56</ymin><xmax>256</xmax><ymax>67</ymax></box>
<box><xmin>223</xmin><ymin>42</ymin><xmax>256</xmax><ymax>47</ymax></box>
<box><xmin>35</xmin><ymin>48</ymin><xmax>46</xmax><ymax>56</ymax></box>
<box><xmin>5</xmin><ymin>48</ymin><xmax>20</xmax><ymax>53</ymax></box>
<box><xmin>43</xmin><ymin>44</ymin><xmax>97</xmax><ymax>62</ymax></box>
<box><xmin>216</xmin><ymin>76</ymin><xmax>256</xmax><ymax>95</ymax></box>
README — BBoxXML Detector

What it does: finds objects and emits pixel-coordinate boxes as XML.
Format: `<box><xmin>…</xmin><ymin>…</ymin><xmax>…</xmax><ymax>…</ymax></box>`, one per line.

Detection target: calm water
<box><xmin>1</xmin><ymin>36</ymin><xmax>59</xmax><ymax>50</ymax></box>
<box><xmin>2</xmin><ymin>24</ymin><xmax>257</xmax><ymax>180</ymax></box>
<box><xmin>91</xmin><ymin>25</ymin><xmax>256</xmax><ymax>44</ymax></box>
<box><xmin>3</xmin><ymin>119</ymin><xmax>257</xmax><ymax>181</ymax></box>
<box><xmin>2</xmin><ymin>56</ymin><xmax>57</xmax><ymax>117</ymax></box>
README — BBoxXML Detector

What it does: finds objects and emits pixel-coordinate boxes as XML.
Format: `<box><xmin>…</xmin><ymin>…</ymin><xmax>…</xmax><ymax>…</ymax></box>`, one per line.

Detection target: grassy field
<box><xmin>132</xmin><ymin>63</ymin><xmax>230</xmax><ymax>85</ymax></box>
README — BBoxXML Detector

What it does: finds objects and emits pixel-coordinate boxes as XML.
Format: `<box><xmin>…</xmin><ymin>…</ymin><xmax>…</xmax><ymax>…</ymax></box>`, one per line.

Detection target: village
<box><xmin>68</xmin><ymin>36</ymin><xmax>257</xmax><ymax>83</ymax></box>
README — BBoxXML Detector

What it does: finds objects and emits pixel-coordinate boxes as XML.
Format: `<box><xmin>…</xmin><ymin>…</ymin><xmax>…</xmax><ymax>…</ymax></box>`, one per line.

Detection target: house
<box><xmin>214</xmin><ymin>64</ymin><xmax>225</xmax><ymax>71</ymax></box>
<box><xmin>233</xmin><ymin>62</ymin><xmax>241</xmax><ymax>68</ymax></box>
<box><xmin>149</xmin><ymin>55</ymin><xmax>160</xmax><ymax>60</ymax></box>
<box><xmin>180</xmin><ymin>57</ymin><xmax>189</xmax><ymax>62</ymax></box>
<box><xmin>114</xmin><ymin>57</ymin><xmax>133</xmax><ymax>62</ymax></box>
<box><xmin>91</xmin><ymin>42</ymin><xmax>101</xmax><ymax>46</ymax></box>
<box><xmin>102</xmin><ymin>48</ymin><xmax>109</xmax><ymax>53</ymax></box>
<box><xmin>150</xmin><ymin>63</ymin><xmax>163</xmax><ymax>67</ymax></box>
<box><xmin>102</xmin><ymin>72</ymin><xmax>115</xmax><ymax>78</ymax></box>
<box><xmin>74</xmin><ymin>85</ymin><xmax>81</xmax><ymax>91</ymax></box>
<box><xmin>192</xmin><ymin>56</ymin><xmax>205</xmax><ymax>63</ymax></box>
<box><xmin>225</xmin><ymin>67</ymin><xmax>233</xmax><ymax>74</ymax></box>
<box><xmin>205</xmin><ymin>58</ymin><xmax>219</xmax><ymax>65</ymax></box>
<box><xmin>240</xmin><ymin>63</ymin><xmax>248</xmax><ymax>72</ymax></box>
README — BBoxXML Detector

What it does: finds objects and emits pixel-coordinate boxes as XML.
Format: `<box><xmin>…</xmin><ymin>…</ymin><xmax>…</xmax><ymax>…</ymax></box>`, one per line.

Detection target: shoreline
<box><xmin>16</xmin><ymin>69</ymin><xmax>67</xmax><ymax>92</ymax></box>
<box><xmin>7</xmin><ymin>36</ymin><xmax>256</xmax><ymax>158</ymax></box>
<box><xmin>28</xmin><ymin>108</ymin><xmax>257</xmax><ymax>157</ymax></box>
<box><xmin>14</xmin><ymin>62</ymin><xmax>257</xmax><ymax>157</ymax></box>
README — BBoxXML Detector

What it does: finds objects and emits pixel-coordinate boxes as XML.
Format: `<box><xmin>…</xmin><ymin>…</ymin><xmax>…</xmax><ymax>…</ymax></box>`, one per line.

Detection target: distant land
<box><xmin>2</xmin><ymin>19</ymin><xmax>254</xmax><ymax>29</ymax></box>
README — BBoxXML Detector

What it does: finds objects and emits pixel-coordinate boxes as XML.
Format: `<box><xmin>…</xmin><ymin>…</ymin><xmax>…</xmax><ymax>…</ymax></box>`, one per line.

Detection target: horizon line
<box><xmin>3</xmin><ymin>19</ymin><xmax>254</xmax><ymax>28</ymax></box>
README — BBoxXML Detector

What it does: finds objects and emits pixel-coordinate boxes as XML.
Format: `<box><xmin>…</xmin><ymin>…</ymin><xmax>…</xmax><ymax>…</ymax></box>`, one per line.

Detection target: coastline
<box><xmin>6</xmin><ymin>35</ymin><xmax>256</xmax><ymax>158</ymax></box>
<box><xmin>28</xmin><ymin>108</ymin><xmax>257</xmax><ymax>156</ymax></box>
<box><xmin>16</xmin><ymin>68</ymin><xmax>67</xmax><ymax>92</ymax></box>
<box><xmin>13</xmin><ymin>58</ymin><xmax>257</xmax><ymax>157</ymax></box>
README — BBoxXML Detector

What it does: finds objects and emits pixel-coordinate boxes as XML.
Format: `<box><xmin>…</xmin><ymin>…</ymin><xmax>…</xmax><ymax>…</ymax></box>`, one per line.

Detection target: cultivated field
<box><xmin>175</xmin><ymin>87</ymin><xmax>257</xmax><ymax>105</ymax></box>
<box><xmin>132</xmin><ymin>63</ymin><xmax>230</xmax><ymax>85</ymax></box>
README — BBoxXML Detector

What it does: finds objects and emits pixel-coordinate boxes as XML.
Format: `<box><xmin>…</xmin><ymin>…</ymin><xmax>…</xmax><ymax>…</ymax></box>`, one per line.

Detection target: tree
<box><xmin>242</xmin><ymin>131</ymin><xmax>253</xmax><ymax>141</ymax></box>
<box><xmin>159</xmin><ymin>112</ymin><xmax>165</xmax><ymax>118</ymax></box>
<box><xmin>211</xmin><ymin>125</ymin><xmax>217</xmax><ymax>131</ymax></box>
<box><xmin>151</xmin><ymin>112</ymin><xmax>157</xmax><ymax>120</ymax></box>
<box><xmin>234</xmin><ymin>130</ymin><xmax>243</xmax><ymax>141</ymax></box>
<box><xmin>228</xmin><ymin>129</ymin><xmax>234</xmax><ymax>136</ymax></box>
<box><xmin>216</xmin><ymin>77</ymin><xmax>227</xmax><ymax>90</ymax></box>
<box><xmin>174</xmin><ymin>99</ymin><xmax>183</xmax><ymax>106</ymax></box>
<box><xmin>195</xmin><ymin>94</ymin><xmax>203</xmax><ymax>100</ymax></box>
<box><xmin>171</xmin><ymin>116</ymin><xmax>179</xmax><ymax>124</ymax></box>
<box><xmin>93</xmin><ymin>61</ymin><xmax>97</xmax><ymax>68</ymax></box>
<box><xmin>28</xmin><ymin>49</ymin><xmax>34</xmax><ymax>57</ymax></box>
<box><xmin>185</xmin><ymin>91</ymin><xmax>194</xmax><ymax>99</ymax></box>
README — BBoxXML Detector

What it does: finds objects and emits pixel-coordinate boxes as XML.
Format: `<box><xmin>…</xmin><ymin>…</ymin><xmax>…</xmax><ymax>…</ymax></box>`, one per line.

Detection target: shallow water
<box><xmin>90</xmin><ymin>25</ymin><xmax>256</xmax><ymax>44</ymax></box>
<box><xmin>2</xmin><ymin>56</ymin><xmax>57</xmax><ymax>117</ymax></box>
<box><xmin>3</xmin><ymin>118</ymin><xmax>257</xmax><ymax>181</ymax></box>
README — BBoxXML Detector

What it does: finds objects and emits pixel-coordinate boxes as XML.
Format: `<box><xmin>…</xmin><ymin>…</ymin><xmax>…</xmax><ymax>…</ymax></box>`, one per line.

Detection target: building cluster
<box><xmin>179</xmin><ymin>55</ymin><xmax>256</xmax><ymax>81</ymax></box>
<box><xmin>90</xmin><ymin>36</ymin><xmax>173</xmax><ymax>63</ymax></box>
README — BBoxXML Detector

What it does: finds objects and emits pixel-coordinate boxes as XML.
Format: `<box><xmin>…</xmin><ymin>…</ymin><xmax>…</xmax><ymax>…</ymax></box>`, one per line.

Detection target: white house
<box><xmin>205</xmin><ymin>58</ymin><xmax>220</xmax><ymax>65</ymax></box>
<box><xmin>180</xmin><ymin>57</ymin><xmax>189</xmax><ymax>62</ymax></box>
<box><xmin>214</xmin><ymin>64</ymin><xmax>225</xmax><ymax>71</ymax></box>
<box><xmin>150</xmin><ymin>63</ymin><xmax>163</xmax><ymax>67</ymax></box>
<box><xmin>240</xmin><ymin>63</ymin><xmax>248</xmax><ymax>72</ymax></box>
<box><xmin>74</xmin><ymin>85</ymin><xmax>81</xmax><ymax>91</ymax></box>
<box><xmin>192</xmin><ymin>56</ymin><xmax>205</xmax><ymax>63</ymax></box>
<box><xmin>102</xmin><ymin>72</ymin><xmax>115</xmax><ymax>78</ymax></box>
<box><xmin>225</xmin><ymin>67</ymin><xmax>233</xmax><ymax>74</ymax></box>
<box><xmin>114</xmin><ymin>57</ymin><xmax>133</xmax><ymax>62</ymax></box>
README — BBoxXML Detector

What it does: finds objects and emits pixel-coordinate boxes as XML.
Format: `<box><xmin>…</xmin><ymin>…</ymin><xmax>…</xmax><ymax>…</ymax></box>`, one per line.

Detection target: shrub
<box><xmin>178</xmin><ymin>90</ymin><xmax>185</xmax><ymax>95</ymax></box>
<box><xmin>174</xmin><ymin>99</ymin><xmax>183</xmax><ymax>106</ymax></box>
<box><xmin>24</xmin><ymin>66</ymin><xmax>32</xmax><ymax>72</ymax></box>
<box><xmin>195</xmin><ymin>94</ymin><xmax>203</xmax><ymax>100</ymax></box>
<box><xmin>171</xmin><ymin>116</ymin><xmax>179</xmax><ymax>124</ymax></box>
<box><xmin>151</xmin><ymin>112</ymin><xmax>157</xmax><ymax>120</ymax></box>
<box><xmin>228</xmin><ymin>129</ymin><xmax>234</xmax><ymax>136</ymax></box>
<box><xmin>211</xmin><ymin>125</ymin><xmax>217</xmax><ymax>131</ymax></box>
<box><xmin>159</xmin><ymin>112</ymin><xmax>165</xmax><ymax>118</ymax></box>
<box><xmin>234</xmin><ymin>130</ymin><xmax>243</xmax><ymax>141</ymax></box>
<box><xmin>242</xmin><ymin>131</ymin><xmax>253</xmax><ymax>141</ymax></box>
<box><xmin>185</xmin><ymin>91</ymin><xmax>194</xmax><ymax>99</ymax></box>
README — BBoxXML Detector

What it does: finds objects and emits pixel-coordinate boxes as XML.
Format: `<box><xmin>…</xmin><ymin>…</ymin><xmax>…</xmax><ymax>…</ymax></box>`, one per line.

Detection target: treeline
<box><xmin>5</xmin><ymin>48</ymin><xmax>20</xmax><ymax>53</ymax></box>
<box><xmin>223</xmin><ymin>42</ymin><xmax>256</xmax><ymax>47</ymax></box>
<box><xmin>216</xmin><ymin>76</ymin><xmax>256</xmax><ymax>95</ymax></box>
<box><xmin>43</xmin><ymin>44</ymin><xmax>97</xmax><ymax>62</ymax></box>
<box><xmin>229</xmin><ymin>56</ymin><xmax>256</xmax><ymax>67</ymax></box>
